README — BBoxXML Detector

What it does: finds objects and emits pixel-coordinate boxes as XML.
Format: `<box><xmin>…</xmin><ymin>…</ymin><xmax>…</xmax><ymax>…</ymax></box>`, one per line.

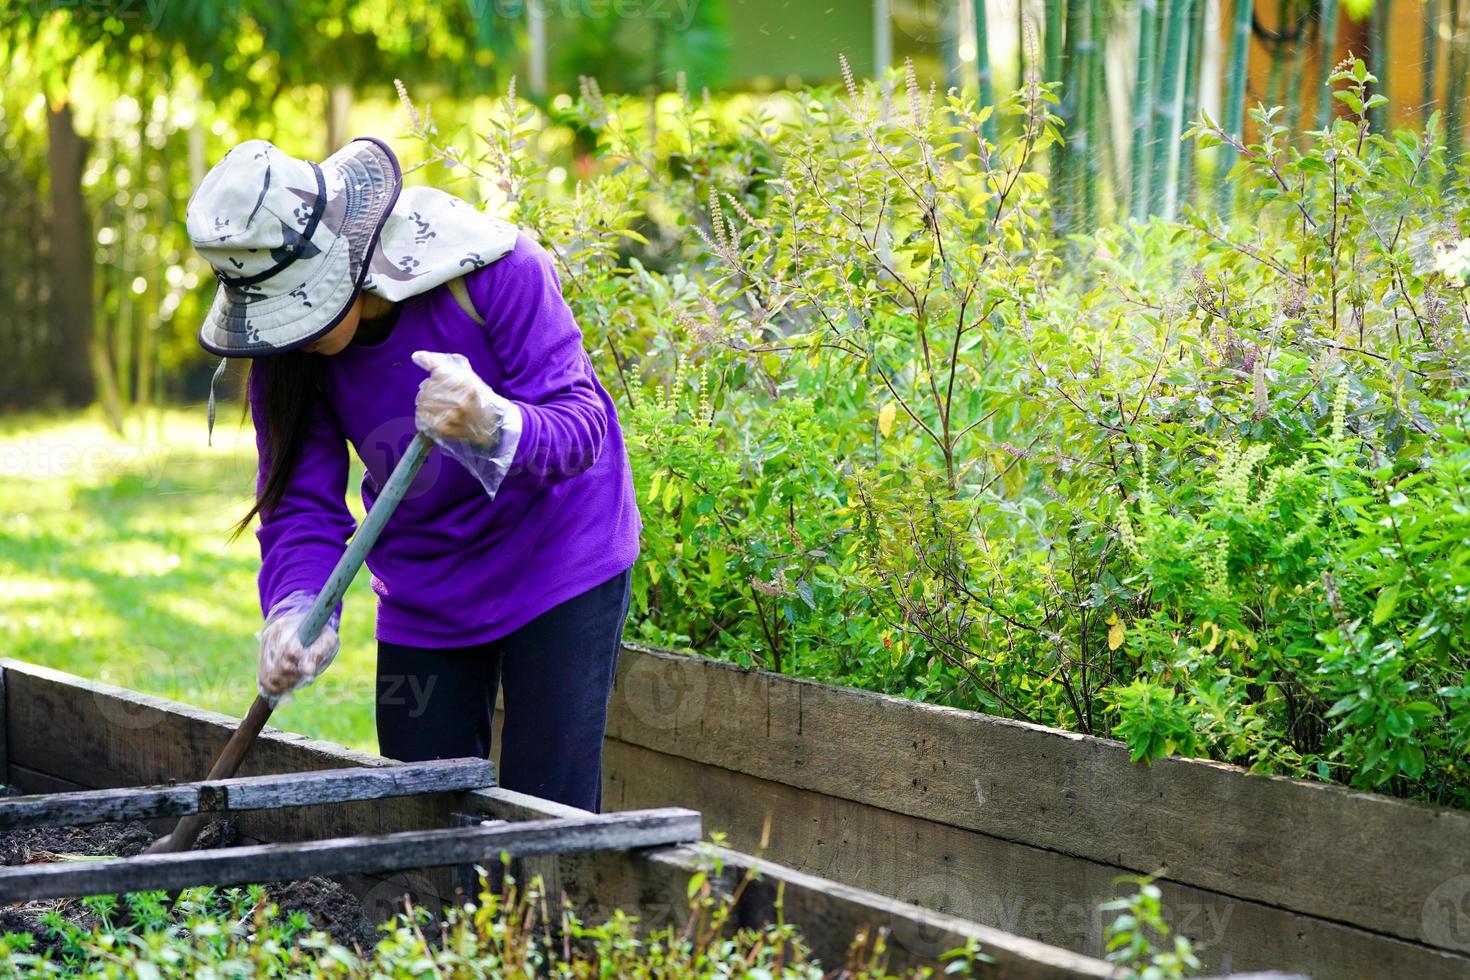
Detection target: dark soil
<box><xmin>262</xmin><ymin>876</ymin><xmax>379</xmax><ymax>950</ymax></box>
<box><xmin>0</xmin><ymin>786</ymin><xmax>377</xmax><ymax>953</ymax></box>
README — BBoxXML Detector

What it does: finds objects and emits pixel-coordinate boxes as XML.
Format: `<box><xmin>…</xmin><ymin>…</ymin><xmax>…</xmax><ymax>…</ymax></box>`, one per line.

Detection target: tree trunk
<box><xmin>46</xmin><ymin>98</ymin><xmax>96</xmax><ymax>408</ymax></box>
<box><xmin>527</xmin><ymin>2</ymin><xmax>548</xmax><ymax>99</ymax></box>
<box><xmin>326</xmin><ymin>84</ymin><xmax>353</xmax><ymax>156</ymax></box>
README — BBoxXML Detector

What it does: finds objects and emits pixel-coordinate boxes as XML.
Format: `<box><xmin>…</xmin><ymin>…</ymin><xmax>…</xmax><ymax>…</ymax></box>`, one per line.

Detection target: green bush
<box><xmin>0</xmin><ymin>866</ymin><xmax>1207</xmax><ymax>978</ymax></box>
<box><xmin>397</xmin><ymin>57</ymin><xmax>1470</xmax><ymax>805</ymax></box>
<box><xmin>0</xmin><ymin>869</ymin><xmax>992</xmax><ymax>979</ymax></box>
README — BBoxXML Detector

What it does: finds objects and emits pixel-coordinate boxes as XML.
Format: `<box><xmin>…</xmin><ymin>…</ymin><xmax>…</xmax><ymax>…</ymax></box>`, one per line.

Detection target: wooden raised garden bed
<box><xmin>0</xmin><ymin>657</ymin><xmax>1134</xmax><ymax>979</ymax></box>
<box><xmin>598</xmin><ymin>644</ymin><xmax>1470</xmax><ymax>978</ymax></box>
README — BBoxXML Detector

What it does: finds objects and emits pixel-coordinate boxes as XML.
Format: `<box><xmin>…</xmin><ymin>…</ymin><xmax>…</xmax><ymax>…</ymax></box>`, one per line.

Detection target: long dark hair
<box><xmin>228</xmin><ymin>351</ymin><xmax>323</xmax><ymax>543</ymax></box>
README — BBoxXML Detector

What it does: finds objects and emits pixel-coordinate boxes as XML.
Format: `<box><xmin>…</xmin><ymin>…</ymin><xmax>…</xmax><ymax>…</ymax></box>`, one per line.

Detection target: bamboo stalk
<box><xmin>1264</xmin><ymin>0</ymin><xmax>1288</xmax><ymax>111</ymax></box>
<box><xmin>1150</xmin><ymin>0</ymin><xmax>1191</xmax><ymax>217</ymax></box>
<box><xmin>1056</xmin><ymin>0</ymin><xmax>1087</xmax><ymax>231</ymax></box>
<box><xmin>1448</xmin><ymin>0</ymin><xmax>1466</xmax><ymax>164</ymax></box>
<box><xmin>1177</xmin><ymin>0</ymin><xmax>1207</xmax><ymax>209</ymax></box>
<box><xmin>943</xmin><ymin>0</ymin><xmax>962</xmax><ymax>90</ymax></box>
<box><xmin>1423</xmin><ymin>0</ymin><xmax>1440</xmax><ymax>125</ymax></box>
<box><xmin>1130</xmin><ymin>0</ymin><xmax>1160</xmax><ymax>219</ymax></box>
<box><xmin>1367</xmin><ymin>0</ymin><xmax>1391</xmax><ymax>133</ymax></box>
<box><xmin>1046</xmin><ymin>0</ymin><xmax>1066</xmax><ymax>85</ymax></box>
<box><xmin>874</xmin><ymin>0</ymin><xmax>892</xmax><ymax>78</ymax></box>
<box><xmin>1283</xmin><ymin>1</ymin><xmax>1310</xmax><ymax>137</ymax></box>
<box><xmin>1090</xmin><ymin>0</ymin><xmax>1109</xmax><ymax>222</ymax></box>
<box><xmin>1316</xmin><ymin>0</ymin><xmax>1340</xmax><ymax>129</ymax></box>
<box><xmin>1218</xmin><ymin>0</ymin><xmax>1254</xmax><ymax>217</ymax></box>
<box><xmin>974</xmin><ymin>0</ymin><xmax>997</xmax><ymax>141</ymax></box>
<box><xmin>1070</xmin><ymin>0</ymin><xmax>1098</xmax><ymax>230</ymax></box>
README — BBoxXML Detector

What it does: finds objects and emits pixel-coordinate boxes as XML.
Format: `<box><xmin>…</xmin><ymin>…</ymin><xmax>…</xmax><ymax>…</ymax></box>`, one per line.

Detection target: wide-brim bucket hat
<box><xmin>187</xmin><ymin>136</ymin><xmax>517</xmax><ymax>437</ymax></box>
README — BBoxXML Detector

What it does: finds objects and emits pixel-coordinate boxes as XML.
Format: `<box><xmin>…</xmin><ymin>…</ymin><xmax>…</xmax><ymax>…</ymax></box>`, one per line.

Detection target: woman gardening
<box><xmin>185</xmin><ymin>136</ymin><xmax>641</xmax><ymax>811</ymax></box>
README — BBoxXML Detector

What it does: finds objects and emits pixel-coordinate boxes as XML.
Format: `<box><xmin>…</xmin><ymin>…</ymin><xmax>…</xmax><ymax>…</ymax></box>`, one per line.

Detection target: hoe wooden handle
<box><xmin>147</xmin><ymin>433</ymin><xmax>434</xmax><ymax>855</ymax></box>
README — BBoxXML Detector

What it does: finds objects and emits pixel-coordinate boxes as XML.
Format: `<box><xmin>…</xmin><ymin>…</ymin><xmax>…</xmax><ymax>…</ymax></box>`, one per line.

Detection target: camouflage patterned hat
<box><xmin>187</xmin><ymin>136</ymin><xmax>517</xmax><ymax>440</ymax></box>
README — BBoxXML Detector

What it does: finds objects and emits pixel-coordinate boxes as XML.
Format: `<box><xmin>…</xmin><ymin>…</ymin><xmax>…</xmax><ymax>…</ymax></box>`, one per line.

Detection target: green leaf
<box><xmin>1372</xmin><ymin>583</ymin><xmax>1401</xmax><ymax>626</ymax></box>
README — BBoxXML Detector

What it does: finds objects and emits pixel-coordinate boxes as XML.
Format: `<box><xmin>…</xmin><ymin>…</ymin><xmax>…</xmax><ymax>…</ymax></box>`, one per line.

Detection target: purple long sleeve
<box><xmin>248</xmin><ymin>363</ymin><xmax>357</xmax><ymax>621</ymax></box>
<box><xmin>241</xmin><ymin>231</ymin><xmax>641</xmax><ymax>648</ymax></box>
<box><xmin>464</xmin><ymin>240</ymin><xmax>608</xmax><ymax>486</ymax></box>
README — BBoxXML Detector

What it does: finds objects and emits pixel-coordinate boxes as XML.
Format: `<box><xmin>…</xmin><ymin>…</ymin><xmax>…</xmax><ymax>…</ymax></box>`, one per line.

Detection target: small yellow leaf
<box><xmin>1200</xmin><ymin>620</ymin><xmax>1222</xmax><ymax>653</ymax></box>
<box><xmin>1106</xmin><ymin>611</ymin><xmax>1125</xmax><ymax>651</ymax></box>
<box><xmin>878</xmin><ymin>402</ymin><xmax>897</xmax><ymax>438</ymax></box>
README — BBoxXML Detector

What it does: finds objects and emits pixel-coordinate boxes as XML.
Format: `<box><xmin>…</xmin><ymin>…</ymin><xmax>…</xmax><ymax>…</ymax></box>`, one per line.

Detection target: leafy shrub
<box><xmin>1101</xmin><ymin>875</ymin><xmax>1201</xmax><ymax>980</ymax></box>
<box><xmin>395</xmin><ymin>57</ymin><xmax>1470</xmax><ymax>804</ymax></box>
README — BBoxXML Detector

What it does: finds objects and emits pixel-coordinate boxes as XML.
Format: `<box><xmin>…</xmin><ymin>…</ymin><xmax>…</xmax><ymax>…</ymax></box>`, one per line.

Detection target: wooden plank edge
<box><xmin>0</xmin><ymin>658</ymin><xmax>395</xmax><ymax>772</ymax></box>
<box><xmin>0</xmin><ymin>758</ymin><xmax>495</xmax><ymax>832</ymax></box>
<box><xmin>462</xmin><ymin>789</ymin><xmax>1118</xmax><ymax>979</ymax></box>
<box><xmin>615</xmin><ymin>645</ymin><xmax>1462</xmax><ymax>821</ymax></box>
<box><xmin>0</xmin><ymin>664</ymin><xmax>9</xmax><ymax>788</ymax></box>
<box><xmin>0</xmin><ymin>808</ymin><xmax>702</xmax><ymax>903</ymax></box>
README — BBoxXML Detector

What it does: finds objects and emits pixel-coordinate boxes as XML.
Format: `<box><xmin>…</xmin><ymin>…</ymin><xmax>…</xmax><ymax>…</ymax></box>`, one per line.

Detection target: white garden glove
<box><xmin>256</xmin><ymin>590</ymin><xmax>341</xmax><ymax>701</ymax></box>
<box><xmin>411</xmin><ymin>350</ymin><xmax>523</xmax><ymax>498</ymax></box>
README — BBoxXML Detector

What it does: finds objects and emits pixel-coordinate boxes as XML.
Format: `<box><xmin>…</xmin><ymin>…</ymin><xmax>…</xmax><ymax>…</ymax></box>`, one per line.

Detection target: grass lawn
<box><xmin>0</xmin><ymin>404</ymin><xmax>382</xmax><ymax>751</ymax></box>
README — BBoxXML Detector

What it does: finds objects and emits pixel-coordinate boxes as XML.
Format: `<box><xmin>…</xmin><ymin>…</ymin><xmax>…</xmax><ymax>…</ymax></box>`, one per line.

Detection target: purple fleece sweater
<box><xmin>248</xmin><ymin>232</ymin><xmax>642</xmax><ymax>647</ymax></box>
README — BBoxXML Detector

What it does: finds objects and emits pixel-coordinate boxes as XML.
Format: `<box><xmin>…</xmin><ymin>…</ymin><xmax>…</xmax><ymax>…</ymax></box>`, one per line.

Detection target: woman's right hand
<box><xmin>256</xmin><ymin>592</ymin><xmax>341</xmax><ymax>699</ymax></box>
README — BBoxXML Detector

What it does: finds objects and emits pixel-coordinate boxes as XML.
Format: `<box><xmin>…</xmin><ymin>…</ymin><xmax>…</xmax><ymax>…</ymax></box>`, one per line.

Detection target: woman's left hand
<box><xmin>412</xmin><ymin>350</ymin><xmax>505</xmax><ymax>447</ymax></box>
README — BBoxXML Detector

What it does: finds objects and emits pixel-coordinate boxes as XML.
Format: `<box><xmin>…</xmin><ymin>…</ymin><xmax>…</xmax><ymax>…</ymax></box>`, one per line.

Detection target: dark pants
<box><xmin>375</xmin><ymin>568</ymin><xmax>632</xmax><ymax>812</ymax></box>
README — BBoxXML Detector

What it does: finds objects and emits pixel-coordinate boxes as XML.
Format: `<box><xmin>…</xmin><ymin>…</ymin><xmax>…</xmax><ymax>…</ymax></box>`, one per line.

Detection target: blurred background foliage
<box><xmin>3</xmin><ymin>0</ymin><xmax>1467</xmax><ymax>418</ymax></box>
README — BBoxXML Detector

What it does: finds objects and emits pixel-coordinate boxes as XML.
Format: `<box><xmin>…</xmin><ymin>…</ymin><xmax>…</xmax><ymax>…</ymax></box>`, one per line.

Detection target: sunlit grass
<box><xmin>0</xmin><ymin>404</ymin><xmax>380</xmax><ymax>751</ymax></box>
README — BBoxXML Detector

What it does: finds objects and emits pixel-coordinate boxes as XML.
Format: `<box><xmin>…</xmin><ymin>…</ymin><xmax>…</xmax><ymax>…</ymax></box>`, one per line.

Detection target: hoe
<box><xmin>146</xmin><ymin>432</ymin><xmax>434</xmax><ymax>854</ymax></box>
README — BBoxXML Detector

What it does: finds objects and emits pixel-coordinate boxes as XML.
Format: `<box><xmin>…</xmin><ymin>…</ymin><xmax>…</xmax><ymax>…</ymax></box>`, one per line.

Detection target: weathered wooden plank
<box><xmin>221</xmin><ymin>757</ymin><xmax>494</xmax><ymax>810</ymax></box>
<box><xmin>0</xmin><ymin>758</ymin><xmax>495</xmax><ymax>832</ymax></box>
<box><xmin>0</xmin><ymin>809</ymin><xmax>702</xmax><ymax>903</ymax></box>
<box><xmin>731</xmin><ymin>850</ymin><xmax>1121</xmax><ymax>979</ymax></box>
<box><xmin>7</xmin><ymin>764</ymin><xmax>85</xmax><ymax>797</ymax></box>
<box><xmin>605</xmin><ymin>733</ymin><xmax>1470</xmax><ymax>978</ymax></box>
<box><xmin>459</xmin><ymin>789</ymin><xmax>1120</xmax><ymax>980</ymax></box>
<box><xmin>0</xmin><ymin>783</ymin><xmax>198</xmax><ymax>830</ymax></box>
<box><xmin>606</xmin><ymin>645</ymin><xmax>1470</xmax><ymax>954</ymax></box>
<box><xmin>1</xmin><ymin>659</ymin><xmax>454</xmax><ymax>846</ymax></box>
<box><xmin>0</xmin><ymin>666</ymin><xmax>9</xmax><ymax>787</ymax></box>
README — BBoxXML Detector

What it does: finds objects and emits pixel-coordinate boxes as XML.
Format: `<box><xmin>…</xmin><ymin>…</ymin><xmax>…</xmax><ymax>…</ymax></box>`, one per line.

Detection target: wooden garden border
<box><xmin>598</xmin><ymin>644</ymin><xmax>1470</xmax><ymax>978</ymax></box>
<box><xmin>0</xmin><ymin>658</ymin><xmax>1122</xmax><ymax>980</ymax></box>
<box><xmin>0</xmin><ymin>758</ymin><xmax>496</xmax><ymax>831</ymax></box>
